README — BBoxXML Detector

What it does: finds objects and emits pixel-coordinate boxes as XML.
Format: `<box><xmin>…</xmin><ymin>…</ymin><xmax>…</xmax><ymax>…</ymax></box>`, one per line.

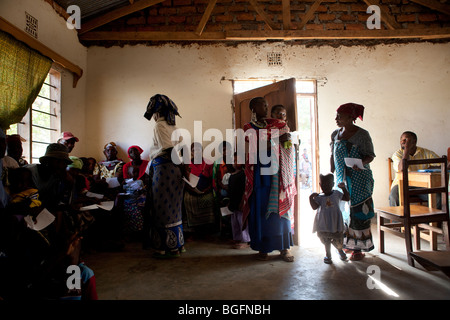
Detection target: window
<box><xmin>7</xmin><ymin>68</ymin><xmax>61</xmax><ymax>164</ymax></box>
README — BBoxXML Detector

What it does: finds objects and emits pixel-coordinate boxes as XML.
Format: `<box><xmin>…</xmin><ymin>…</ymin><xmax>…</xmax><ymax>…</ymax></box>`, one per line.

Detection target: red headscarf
<box><xmin>127</xmin><ymin>145</ymin><xmax>144</xmax><ymax>158</ymax></box>
<box><xmin>337</xmin><ymin>103</ymin><xmax>364</xmax><ymax>121</ymax></box>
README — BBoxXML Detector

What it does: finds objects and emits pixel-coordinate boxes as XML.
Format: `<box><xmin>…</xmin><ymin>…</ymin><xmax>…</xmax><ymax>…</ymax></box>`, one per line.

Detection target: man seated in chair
<box><xmin>389</xmin><ymin>131</ymin><xmax>441</xmax><ymax>208</ymax></box>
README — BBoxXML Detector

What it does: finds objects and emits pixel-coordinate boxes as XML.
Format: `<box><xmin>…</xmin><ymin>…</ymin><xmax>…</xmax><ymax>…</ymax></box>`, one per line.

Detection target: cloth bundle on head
<box><xmin>104</xmin><ymin>142</ymin><xmax>117</xmax><ymax>150</ymax></box>
<box><xmin>144</xmin><ymin>94</ymin><xmax>181</xmax><ymax>125</ymax></box>
<box><xmin>127</xmin><ymin>145</ymin><xmax>143</xmax><ymax>158</ymax></box>
<box><xmin>68</xmin><ymin>156</ymin><xmax>83</xmax><ymax>170</ymax></box>
<box><xmin>337</xmin><ymin>103</ymin><xmax>365</xmax><ymax>121</ymax></box>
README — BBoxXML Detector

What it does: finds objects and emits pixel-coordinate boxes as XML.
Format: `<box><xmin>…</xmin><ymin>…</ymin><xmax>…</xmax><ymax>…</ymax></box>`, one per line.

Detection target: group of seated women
<box><xmin>0</xmin><ymin>130</ymin><xmax>244</xmax><ymax>299</ymax></box>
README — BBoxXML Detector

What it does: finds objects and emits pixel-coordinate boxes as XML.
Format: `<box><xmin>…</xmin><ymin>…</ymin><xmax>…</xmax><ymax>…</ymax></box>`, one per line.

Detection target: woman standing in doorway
<box><xmin>330</xmin><ymin>103</ymin><xmax>375</xmax><ymax>260</ymax></box>
<box><xmin>242</xmin><ymin>97</ymin><xmax>295</xmax><ymax>262</ymax></box>
<box><xmin>143</xmin><ymin>94</ymin><xmax>185</xmax><ymax>258</ymax></box>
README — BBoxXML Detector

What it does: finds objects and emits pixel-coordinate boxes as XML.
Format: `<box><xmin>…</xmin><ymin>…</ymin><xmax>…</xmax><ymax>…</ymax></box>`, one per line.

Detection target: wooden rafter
<box><xmin>409</xmin><ymin>0</ymin><xmax>450</xmax><ymax>16</ymax></box>
<box><xmin>297</xmin><ymin>0</ymin><xmax>324</xmax><ymax>30</ymax></box>
<box><xmin>226</xmin><ymin>28</ymin><xmax>450</xmax><ymax>40</ymax></box>
<box><xmin>282</xmin><ymin>0</ymin><xmax>292</xmax><ymax>30</ymax></box>
<box><xmin>80</xmin><ymin>31</ymin><xmax>226</xmax><ymax>41</ymax></box>
<box><xmin>79</xmin><ymin>0</ymin><xmax>165</xmax><ymax>35</ymax></box>
<box><xmin>249</xmin><ymin>0</ymin><xmax>278</xmax><ymax>31</ymax></box>
<box><xmin>195</xmin><ymin>0</ymin><xmax>217</xmax><ymax>36</ymax></box>
<box><xmin>362</xmin><ymin>0</ymin><xmax>401</xmax><ymax>30</ymax></box>
<box><xmin>79</xmin><ymin>27</ymin><xmax>450</xmax><ymax>41</ymax></box>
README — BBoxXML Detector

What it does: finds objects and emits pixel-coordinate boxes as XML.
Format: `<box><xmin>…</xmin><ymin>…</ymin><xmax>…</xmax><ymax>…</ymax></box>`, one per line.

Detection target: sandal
<box><xmin>324</xmin><ymin>257</ymin><xmax>332</xmax><ymax>264</ymax></box>
<box><xmin>232</xmin><ymin>242</ymin><xmax>250</xmax><ymax>249</ymax></box>
<box><xmin>280</xmin><ymin>249</ymin><xmax>294</xmax><ymax>262</ymax></box>
<box><xmin>338</xmin><ymin>250</ymin><xmax>347</xmax><ymax>261</ymax></box>
<box><xmin>350</xmin><ymin>251</ymin><xmax>365</xmax><ymax>261</ymax></box>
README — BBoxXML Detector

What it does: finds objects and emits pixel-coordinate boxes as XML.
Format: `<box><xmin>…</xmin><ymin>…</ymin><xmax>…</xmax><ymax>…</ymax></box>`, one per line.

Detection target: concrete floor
<box><xmin>83</xmin><ymin>189</ymin><xmax>450</xmax><ymax>301</ymax></box>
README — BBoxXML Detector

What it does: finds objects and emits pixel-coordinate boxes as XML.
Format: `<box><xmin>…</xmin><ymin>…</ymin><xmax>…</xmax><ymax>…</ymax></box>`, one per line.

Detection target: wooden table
<box><xmin>398</xmin><ymin>171</ymin><xmax>441</xmax><ymax>208</ymax></box>
<box><xmin>397</xmin><ymin>170</ymin><xmax>442</xmax><ymax>250</ymax></box>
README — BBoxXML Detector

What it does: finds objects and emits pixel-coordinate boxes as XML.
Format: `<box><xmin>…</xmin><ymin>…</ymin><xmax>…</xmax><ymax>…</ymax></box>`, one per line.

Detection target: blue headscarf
<box><xmin>144</xmin><ymin>94</ymin><xmax>181</xmax><ymax>126</ymax></box>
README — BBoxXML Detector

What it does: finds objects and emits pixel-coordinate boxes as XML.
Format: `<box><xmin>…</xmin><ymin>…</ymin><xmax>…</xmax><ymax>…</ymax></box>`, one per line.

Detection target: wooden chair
<box><xmin>388</xmin><ymin>157</ymin><xmax>425</xmax><ymax>205</ymax></box>
<box><xmin>377</xmin><ymin>156</ymin><xmax>450</xmax><ymax>271</ymax></box>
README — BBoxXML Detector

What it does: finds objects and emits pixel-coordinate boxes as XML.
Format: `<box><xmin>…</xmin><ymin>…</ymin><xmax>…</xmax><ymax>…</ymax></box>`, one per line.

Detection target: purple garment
<box><xmin>231</xmin><ymin>211</ymin><xmax>250</xmax><ymax>242</ymax></box>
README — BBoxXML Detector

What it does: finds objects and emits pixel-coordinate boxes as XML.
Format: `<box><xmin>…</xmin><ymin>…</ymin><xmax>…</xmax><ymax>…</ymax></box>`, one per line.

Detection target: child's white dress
<box><xmin>312</xmin><ymin>190</ymin><xmax>345</xmax><ymax>234</ymax></box>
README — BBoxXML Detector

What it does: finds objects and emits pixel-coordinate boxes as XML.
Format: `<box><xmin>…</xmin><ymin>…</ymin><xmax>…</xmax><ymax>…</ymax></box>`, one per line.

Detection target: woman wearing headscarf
<box><xmin>330</xmin><ymin>103</ymin><xmax>375</xmax><ymax>260</ymax></box>
<box><xmin>94</xmin><ymin>142</ymin><xmax>124</xmax><ymax>180</ymax></box>
<box><xmin>143</xmin><ymin>94</ymin><xmax>185</xmax><ymax>258</ymax></box>
<box><xmin>122</xmin><ymin>145</ymin><xmax>149</xmax><ymax>181</ymax></box>
<box><xmin>120</xmin><ymin>146</ymin><xmax>148</xmax><ymax>237</ymax></box>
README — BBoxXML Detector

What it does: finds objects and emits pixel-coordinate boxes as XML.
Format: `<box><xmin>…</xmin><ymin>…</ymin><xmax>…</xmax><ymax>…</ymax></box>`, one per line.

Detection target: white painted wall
<box><xmin>86</xmin><ymin>42</ymin><xmax>450</xmax><ymax>207</ymax></box>
<box><xmin>0</xmin><ymin>0</ymin><xmax>88</xmax><ymax>155</ymax></box>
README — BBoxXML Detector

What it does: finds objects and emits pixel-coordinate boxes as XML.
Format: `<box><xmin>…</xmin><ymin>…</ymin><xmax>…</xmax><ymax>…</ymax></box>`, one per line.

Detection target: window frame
<box><xmin>7</xmin><ymin>67</ymin><xmax>61</xmax><ymax>164</ymax></box>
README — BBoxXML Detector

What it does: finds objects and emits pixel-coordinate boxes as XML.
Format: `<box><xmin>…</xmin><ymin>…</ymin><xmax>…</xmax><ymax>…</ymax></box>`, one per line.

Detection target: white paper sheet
<box><xmin>344</xmin><ymin>157</ymin><xmax>366</xmax><ymax>170</ymax></box>
<box><xmin>80</xmin><ymin>201</ymin><xmax>115</xmax><ymax>212</ymax></box>
<box><xmin>182</xmin><ymin>173</ymin><xmax>199</xmax><ymax>188</ymax></box>
<box><xmin>220</xmin><ymin>206</ymin><xmax>234</xmax><ymax>216</ymax></box>
<box><xmin>97</xmin><ymin>201</ymin><xmax>114</xmax><ymax>211</ymax></box>
<box><xmin>24</xmin><ymin>208</ymin><xmax>55</xmax><ymax>231</ymax></box>
<box><xmin>86</xmin><ymin>191</ymin><xmax>104</xmax><ymax>199</ymax></box>
<box><xmin>106</xmin><ymin>177</ymin><xmax>120</xmax><ymax>188</ymax></box>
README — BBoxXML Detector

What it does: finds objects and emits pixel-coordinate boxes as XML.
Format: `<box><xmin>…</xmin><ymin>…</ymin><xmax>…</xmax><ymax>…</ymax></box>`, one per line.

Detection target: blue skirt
<box><xmin>248</xmin><ymin>162</ymin><xmax>293</xmax><ymax>253</ymax></box>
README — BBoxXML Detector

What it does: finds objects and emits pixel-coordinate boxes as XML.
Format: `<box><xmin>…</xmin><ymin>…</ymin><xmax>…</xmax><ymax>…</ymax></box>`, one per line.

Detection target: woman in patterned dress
<box><xmin>143</xmin><ymin>94</ymin><xmax>185</xmax><ymax>258</ymax></box>
<box><xmin>241</xmin><ymin>97</ymin><xmax>295</xmax><ymax>262</ymax></box>
<box><xmin>330</xmin><ymin>103</ymin><xmax>376</xmax><ymax>261</ymax></box>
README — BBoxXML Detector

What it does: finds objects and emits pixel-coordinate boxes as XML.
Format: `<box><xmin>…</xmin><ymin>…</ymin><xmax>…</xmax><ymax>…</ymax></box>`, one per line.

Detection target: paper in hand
<box><xmin>24</xmin><ymin>208</ymin><xmax>55</xmax><ymax>231</ymax></box>
<box><xmin>182</xmin><ymin>173</ymin><xmax>199</xmax><ymax>188</ymax></box>
<box><xmin>344</xmin><ymin>157</ymin><xmax>366</xmax><ymax>170</ymax></box>
<box><xmin>220</xmin><ymin>206</ymin><xmax>234</xmax><ymax>216</ymax></box>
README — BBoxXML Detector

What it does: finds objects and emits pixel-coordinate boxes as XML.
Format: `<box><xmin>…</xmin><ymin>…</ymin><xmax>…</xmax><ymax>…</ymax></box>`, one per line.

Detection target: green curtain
<box><xmin>0</xmin><ymin>30</ymin><xmax>52</xmax><ymax>131</ymax></box>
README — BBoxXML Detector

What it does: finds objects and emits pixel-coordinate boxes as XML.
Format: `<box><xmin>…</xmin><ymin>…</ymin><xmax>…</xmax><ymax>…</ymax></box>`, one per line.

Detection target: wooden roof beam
<box><xmin>409</xmin><ymin>0</ymin><xmax>450</xmax><ymax>16</ymax></box>
<box><xmin>298</xmin><ymin>0</ymin><xmax>324</xmax><ymax>30</ymax></box>
<box><xmin>225</xmin><ymin>28</ymin><xmax>450</xmax><ymax>40</ymax></box>
<box><xmin>362</xmin><ymin>0</ymin><xmax>401</xmax><ymax>30</ymax></box>
<box><xmin>79</xmin><ymin>27</ymin><xmax>450</xmax><ymax>41</ymax></box>
<box><xmin>249</xmin><ymin>0</ymin><xmax>279</xmax><ymax>31</ymax></box>
<box><xmin>282</xmin><ymin>0</ymin><xmax>292</xmax><ymax>30</ymax></box>
<box><xmin>79</xmin><ymin>0</ymin><xmax>165</xmax><ymax>35</ymax></box>
<box><xmin>195</xmin><ymin>0</ymin><xmax>217</xmax><ymax>36</ymax></box>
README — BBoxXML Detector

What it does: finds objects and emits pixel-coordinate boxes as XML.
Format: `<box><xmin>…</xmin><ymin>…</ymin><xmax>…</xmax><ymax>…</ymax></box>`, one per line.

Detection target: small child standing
<box><xmin>227</xmin><ymin>153</ymin><xmax>250</xmax><ymax>249</ymax></box>
<box><xmin>309</xmin><ymin>173</ymin><xmax>350</xmax><ymax>264</ymax></box>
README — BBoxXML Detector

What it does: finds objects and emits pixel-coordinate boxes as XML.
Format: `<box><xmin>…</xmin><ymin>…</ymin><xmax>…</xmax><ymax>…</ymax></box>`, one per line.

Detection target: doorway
<box><xmin>232</xmin><ymin>79</ymin><xmax>319</xmax><ymax>247</ymax></box>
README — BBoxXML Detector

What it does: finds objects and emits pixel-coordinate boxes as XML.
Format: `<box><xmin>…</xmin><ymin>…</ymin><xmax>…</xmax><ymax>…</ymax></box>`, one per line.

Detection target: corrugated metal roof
<box><xmin>53</xmin><ymin>0</ymin><xmax>130</xmax><ymax>20</ymax></box>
